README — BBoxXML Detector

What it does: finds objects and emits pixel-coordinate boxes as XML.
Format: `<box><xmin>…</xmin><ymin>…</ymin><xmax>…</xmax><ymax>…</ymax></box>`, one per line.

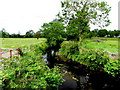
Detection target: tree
<box><xmin>108</xmin><ymin>30</ymin><xmax>115</xmax><ymax>37</ymax></box>
<box><xmin>25</xmin><ymin>30</ymin><xmax>35</xmax><ymax>38</ymax></box>
<box><xmin>40</xmin><ymin>21</ymin><xmax>65</xmax><ymax>55</ymax></box>
<box><xmin>98</xmin><ymin>29</ymin><xmax>108</xmax><ymax>37</ymax></box>
<box><xmin>0</xmin><ymin>28</ymin><xmax>9</xmax><ymax>38</ymax></box>
<box><xmin>57</xmin><ymin>0</ymin><xmax>111</xmax><ymax>41</ymax></box>
<box><xmin>40</xmin><ymin>21</ymin><xmax>65</xmax><ymax>68</ymax></box>
<box><xmin>114</xmin><ymin>30</ymin><xmax>119</xmax><ymax>37</ymax></box>
<box><xmin>33</xmin><ymin>31</ymin><xmax>41</xmax><ymax>39</ymax></box>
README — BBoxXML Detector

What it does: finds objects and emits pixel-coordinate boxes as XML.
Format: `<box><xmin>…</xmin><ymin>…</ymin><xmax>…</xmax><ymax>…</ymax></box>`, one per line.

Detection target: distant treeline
<box><xmin>0</xmin><ymin>29</ymin><xmax>41</xmax><ymax>39</ymax></box>
<box><xmin>88</xmin><ymin>29</ymin><xmax>120</xmax><ymax>38</ymax></box>
<box><xmin>0</xmin><ymin>28</ymin><xmax>120</xmax><ymax>38</ymax></box>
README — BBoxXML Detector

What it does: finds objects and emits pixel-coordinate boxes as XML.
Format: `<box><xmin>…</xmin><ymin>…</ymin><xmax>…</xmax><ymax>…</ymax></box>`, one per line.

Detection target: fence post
<box><xmin>10</xmin><ymin>50</ymin><xmax>12</xmax><ymax>59</ymax></box>
<box><xmin>0</xmin><ymin>48</ymin><xmax>2</xmax><ymax>60</ymax></box>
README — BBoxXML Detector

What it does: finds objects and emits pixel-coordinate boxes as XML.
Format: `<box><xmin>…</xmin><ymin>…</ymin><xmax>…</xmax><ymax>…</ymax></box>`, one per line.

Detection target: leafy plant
<box><xmin>104</xmin><ymin>60</ymin><xmax>120</xmax><ymax>77</ymax></box>
<box><xmin>2</xmin><ymin>44</ymin><xmax>64</xmax><ymax>89</ymax></box>
<box><xmin>60</xmin><ymin>41</ymin><xmax>110</xmax><ymax>70</ymax></box>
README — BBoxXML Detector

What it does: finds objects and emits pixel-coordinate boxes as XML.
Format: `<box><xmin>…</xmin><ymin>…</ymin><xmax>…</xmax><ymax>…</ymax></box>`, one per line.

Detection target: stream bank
<box><xmin>43</xmin><ymin>53</ymin><xmax>120</xmax><ymax>90</ymax></box>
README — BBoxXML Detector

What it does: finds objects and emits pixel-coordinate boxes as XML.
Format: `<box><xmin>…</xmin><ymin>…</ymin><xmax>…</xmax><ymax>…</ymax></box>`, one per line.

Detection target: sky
<box><xmin>0</xmin><ymin>0</ymin><xmax>119</xmax><ymax>35</ymax></box>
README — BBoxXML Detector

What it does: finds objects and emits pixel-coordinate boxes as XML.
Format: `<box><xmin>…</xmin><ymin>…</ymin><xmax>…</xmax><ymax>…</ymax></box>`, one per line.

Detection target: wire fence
<box><xmin>0</xmin><ymin>48</ymin><xmax>19</xmax><ymax>62</ymax></box>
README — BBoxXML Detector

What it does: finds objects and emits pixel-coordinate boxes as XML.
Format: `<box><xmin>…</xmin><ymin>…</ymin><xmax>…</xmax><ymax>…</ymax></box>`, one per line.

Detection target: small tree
<box><xmin>25</xmin><ymin>30</ymin><xmax>35</xmax><ymax>38</ymax></box>
<box><xmin>33</xmin><ymin>31</ymin><xmax>41</xmax><ymax>39</ymax></box>
<box><xmin>40</xmin><ymin>21</ymin><xmax>65</xmax><ymax>56</ymax></box>
<box><xmin>0</xmin><ymin>28</ymin><xmax>9</xmax><ymax>38</ymax></box>
<box><xmin>98</xmin><ymin>29</ymin><xmax>108</xmax><ymax>37</ymax></box>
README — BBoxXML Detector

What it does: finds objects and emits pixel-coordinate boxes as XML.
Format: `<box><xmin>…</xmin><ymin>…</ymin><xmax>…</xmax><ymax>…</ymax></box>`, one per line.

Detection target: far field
<box><xmin>1</xmin><ymin>37</ymin><xmax>118</xmax><ymax>54</ymax></box>
<box><xmin>83</xmin><ymin>37</ymin><xmax>118</xmax><ymax>54</ymax></box>
<box><xmin>1</xmin><ymin>38</ymin><xmax>46</xmax><ymax>49</ymax></box>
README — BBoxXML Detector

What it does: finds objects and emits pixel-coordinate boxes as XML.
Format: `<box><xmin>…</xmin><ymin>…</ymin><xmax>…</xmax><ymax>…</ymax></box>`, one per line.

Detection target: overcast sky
<box><xmin>0</xmin><ymin>0</ymin><xmax>119</xmax><ymax>35</ymax></box>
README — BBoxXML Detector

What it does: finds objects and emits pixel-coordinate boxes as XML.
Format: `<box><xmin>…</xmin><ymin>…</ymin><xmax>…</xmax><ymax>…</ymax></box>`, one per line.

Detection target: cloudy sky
<box><xmin>0</xmin><ymin>0</ymin><xmax>119</xmax><ymax>35</ymax></box>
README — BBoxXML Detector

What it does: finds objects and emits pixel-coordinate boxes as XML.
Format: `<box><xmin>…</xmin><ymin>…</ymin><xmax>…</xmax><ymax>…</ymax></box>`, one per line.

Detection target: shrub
<box><xmin>104</xmin><ymin>60</ymin><xmax>120</xmax><ymax>77</ymax></box>
<box><xmin>2</xmin><ymin>45</ymin><xmax>64</xmax><ymax>89</ymax></box>
<box><xmin>60</xmin><ymin>41</ymin><xmax>110</xmax><ymax>70</ymax></box>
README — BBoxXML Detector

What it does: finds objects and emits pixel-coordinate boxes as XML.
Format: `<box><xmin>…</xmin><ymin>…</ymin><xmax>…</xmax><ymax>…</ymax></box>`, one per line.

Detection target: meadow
<box><xmin>1</xmin><ymin>38</ymin><xmax>46</xmax><ymax>49</ymax></box>
<box><xmin>1</xmin><ymin>37</ymin><xmax>118</xmax><ymax>54</ymax></box>
<box><xmin>83</xmin><ymin>37</ymin><xmax>118</xmax><ymax>54</ymax></box>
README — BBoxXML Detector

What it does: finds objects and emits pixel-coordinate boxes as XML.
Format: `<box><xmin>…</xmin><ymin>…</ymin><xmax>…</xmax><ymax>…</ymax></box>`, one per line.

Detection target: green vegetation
<box><xmin>1</xmin><ymin>0</ymin><xmax>120</xmax><ymax>89</ymax></box>
<box><xmin>58</xmin><ymin>0</ymin><xmax>111</xmax><ymax>41</ymax></box>
<box><xmin>40</xmin><ymin>21</ymin><xmax>65</xmax><ymax>59</ymax></box>
<box><xmin>2</xmin><ymin>44</ymin><xmax>64</xmax><ymax>89</ymax></box>
<box><xmin>104</xmin><ymin>60</ymin><xmax>120</xmax><ymax>77</ymax></box>
<box><xmin>1</xmin><ymin>38</ymin><xmax>46</xmax><ymax>49</ymax></box>
<box><xmin>82</xmin><ymin>39</ymin><xmax>118</xmax><ymax>53</ymax></box>
<box><xmin>59</xmin><ymin>41</ymin><xmax>119</xmax><ymax>77</ymax></box>
<box><xmin>40</xmin><ymin>21</ymin><xmax>65</xmax><ymax>49</ymax></box>
<box><xmin>91</xmin><ymin>37</ymin><xmax>118</xmax><ymax>40</ymax></box>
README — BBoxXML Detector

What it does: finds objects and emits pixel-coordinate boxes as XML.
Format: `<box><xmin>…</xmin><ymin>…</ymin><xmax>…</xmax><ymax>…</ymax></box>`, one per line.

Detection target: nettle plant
<box><xmin>60</xmin><ymin>41</ymin><xmax>110</xmax><ymax>70</ymax></box>
<box><xmin>60</xmin><ymin>41</ymin><xmax>120</xmax><ymax>77</ymax></box>
<box><xmin>2</xmin><ymin>45</ymin><xmax>64</xmax><ymax>89</ymax></box>
<box><xmin>104</xmin><ymin>59</ymin><xmax>120</xmax><ymax>77</ymax></box>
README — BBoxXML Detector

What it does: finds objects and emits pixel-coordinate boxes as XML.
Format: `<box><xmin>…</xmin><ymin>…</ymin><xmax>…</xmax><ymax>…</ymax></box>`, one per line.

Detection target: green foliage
<box><xmin>40</xmin><ymin>21</ymin><xmax>65</xmax><ymax>49</ymax></box>
<box><xmin>97</xmin><ymin>29</ymin><xmax>108</xmax><ymax>37</ymax></box>
<box><xmin>60</xmin><ymin>41</ymin><xmax>110</xmax><ymax>70</ymax></box>
<box><xmin>78</xmin><ymin>49</ymin><xmax>110</xmax><ymax>70</ymax></box>
<box><xmin>58</xmin><ymin>0</ymin><xmax>111</xmax><ymax>40</ymax></box>
<box><xmin>25</xmin><ymin>30</ymin><xmax>35</xmax><ymax>38</ymax></box>
<box><xmin>2</xmin><ymin>45</ymin><xmax>64</xmax><ymax>89</ymax></box>
<box><xmin>0</xmin><ymin>28</ymin><xmax>9</xmax><ymax>38</ymax></box>
<box><xmin>104</xmin><ymin>60</ymin><xmax>120</xmax><ymax>77</ymax></box>
<box><xmin>33</xmin><ymin>31</ymin><xmax>41</xmax><ymax>39</ymax></box>
<box><xmin>60</xmin><ymin>41</ymin><xmax>120</xmax><ymax>76</ymax></box>
<box><xmin>29</xmin><ymin>42</ymin><xmax>48</xmax><ymax>54</ymax></box>
<box><xmin>60</xmin><ymin>41</ymin><xmax>79</xmax><ymax>56</ymax></box>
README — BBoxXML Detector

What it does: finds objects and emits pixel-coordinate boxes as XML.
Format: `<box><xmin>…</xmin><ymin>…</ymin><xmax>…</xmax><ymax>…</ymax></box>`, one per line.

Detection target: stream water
<box><xmin>43</xmin><ymin>53</ymin><xmax>120</xmax><ymax>90</ymax></box>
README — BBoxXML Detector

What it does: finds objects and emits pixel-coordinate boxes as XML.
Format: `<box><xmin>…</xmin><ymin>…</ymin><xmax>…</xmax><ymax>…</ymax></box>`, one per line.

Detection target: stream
<box><xmin>43</xmin><ymin>52</ymin><xmax>120</xmax><ymax>90</ymax></box>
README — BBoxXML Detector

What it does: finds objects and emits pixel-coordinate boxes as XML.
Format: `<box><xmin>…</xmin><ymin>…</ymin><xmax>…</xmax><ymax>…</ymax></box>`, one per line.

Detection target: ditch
<box><xmin>43</xmin><ymin>52</ymin><xmax>120</xmax><ymax>90</ymax></box>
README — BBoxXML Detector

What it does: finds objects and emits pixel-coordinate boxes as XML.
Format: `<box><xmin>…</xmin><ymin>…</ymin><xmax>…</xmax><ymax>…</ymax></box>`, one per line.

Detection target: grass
<box><xmin>1</xmin><ymin>38</ymin><xmax>46</xmax><ymax>49</ymax></box>
<box><xmin>82</xmin><ymin>37</ymin><xmax>118</xmax><ymax>54</ymax></box>
<box><xmin>91</xmin><ymin>37</ymin><xmax>118</xmax><ymax>40</ymax></box>
<box><xmin>0</xmin><ymin>37</ymin><xmax>118</xmax><ymax>54</ymax></box>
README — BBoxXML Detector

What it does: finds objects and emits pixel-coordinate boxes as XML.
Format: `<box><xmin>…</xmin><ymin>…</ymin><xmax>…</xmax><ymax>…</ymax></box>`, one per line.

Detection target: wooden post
<box><xmin>16</xmin><ymin>49</ymin><xmax>19</xmax><ymax>56</ymax></box>
<box><xmin>10</xmin><ymin>50</ymin><xmax>12</xmax><ymax>59</ymax></box>
<box><xmin>0</xmin><ymin>48</ymin><xmax>2</xmax><ymax>60</ymax></box>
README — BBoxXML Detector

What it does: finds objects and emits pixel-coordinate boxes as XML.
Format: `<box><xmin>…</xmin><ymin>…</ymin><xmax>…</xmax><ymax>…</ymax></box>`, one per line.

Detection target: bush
<box><xmin>60</xmin><ymin>41</ymin><xmax>79</xmax><ymax>56</ymax></box>
<box><xmin>60</xmin><ymin>41</ymin><xmax>110</xmax><ymax>70</ymax></box>
<box><xmin>104</xmin><ymin>60</ymin><xmax>120</xmax><ymax>77</ymax></box>
<box><xmin>2</xmin><ymin>45</ymin><xmax>64</xmax><ymax>89</ymax></box>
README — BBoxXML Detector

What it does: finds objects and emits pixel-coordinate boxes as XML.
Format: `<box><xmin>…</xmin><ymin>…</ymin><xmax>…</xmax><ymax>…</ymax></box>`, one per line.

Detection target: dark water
<box><xmin>43</xmin><ymin>53</ymin><xmax>120</xmax><ymax>90</ymax></box>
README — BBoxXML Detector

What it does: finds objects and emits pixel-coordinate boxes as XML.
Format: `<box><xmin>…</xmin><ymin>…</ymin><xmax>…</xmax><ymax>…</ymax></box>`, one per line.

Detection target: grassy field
<box><xmin>1</xmin><ymin>38</ymin><xmax>46</xmax><ymax>49</ymax></box>
<box><xmin>0</xmin><ymin>37</ymin><xmax>118</xmax><ymax>54</ymax></box>
<box><xmin>83</xmin><ymin>37</ymin><xmax>118</xmax><ymax>54</ymax></box>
